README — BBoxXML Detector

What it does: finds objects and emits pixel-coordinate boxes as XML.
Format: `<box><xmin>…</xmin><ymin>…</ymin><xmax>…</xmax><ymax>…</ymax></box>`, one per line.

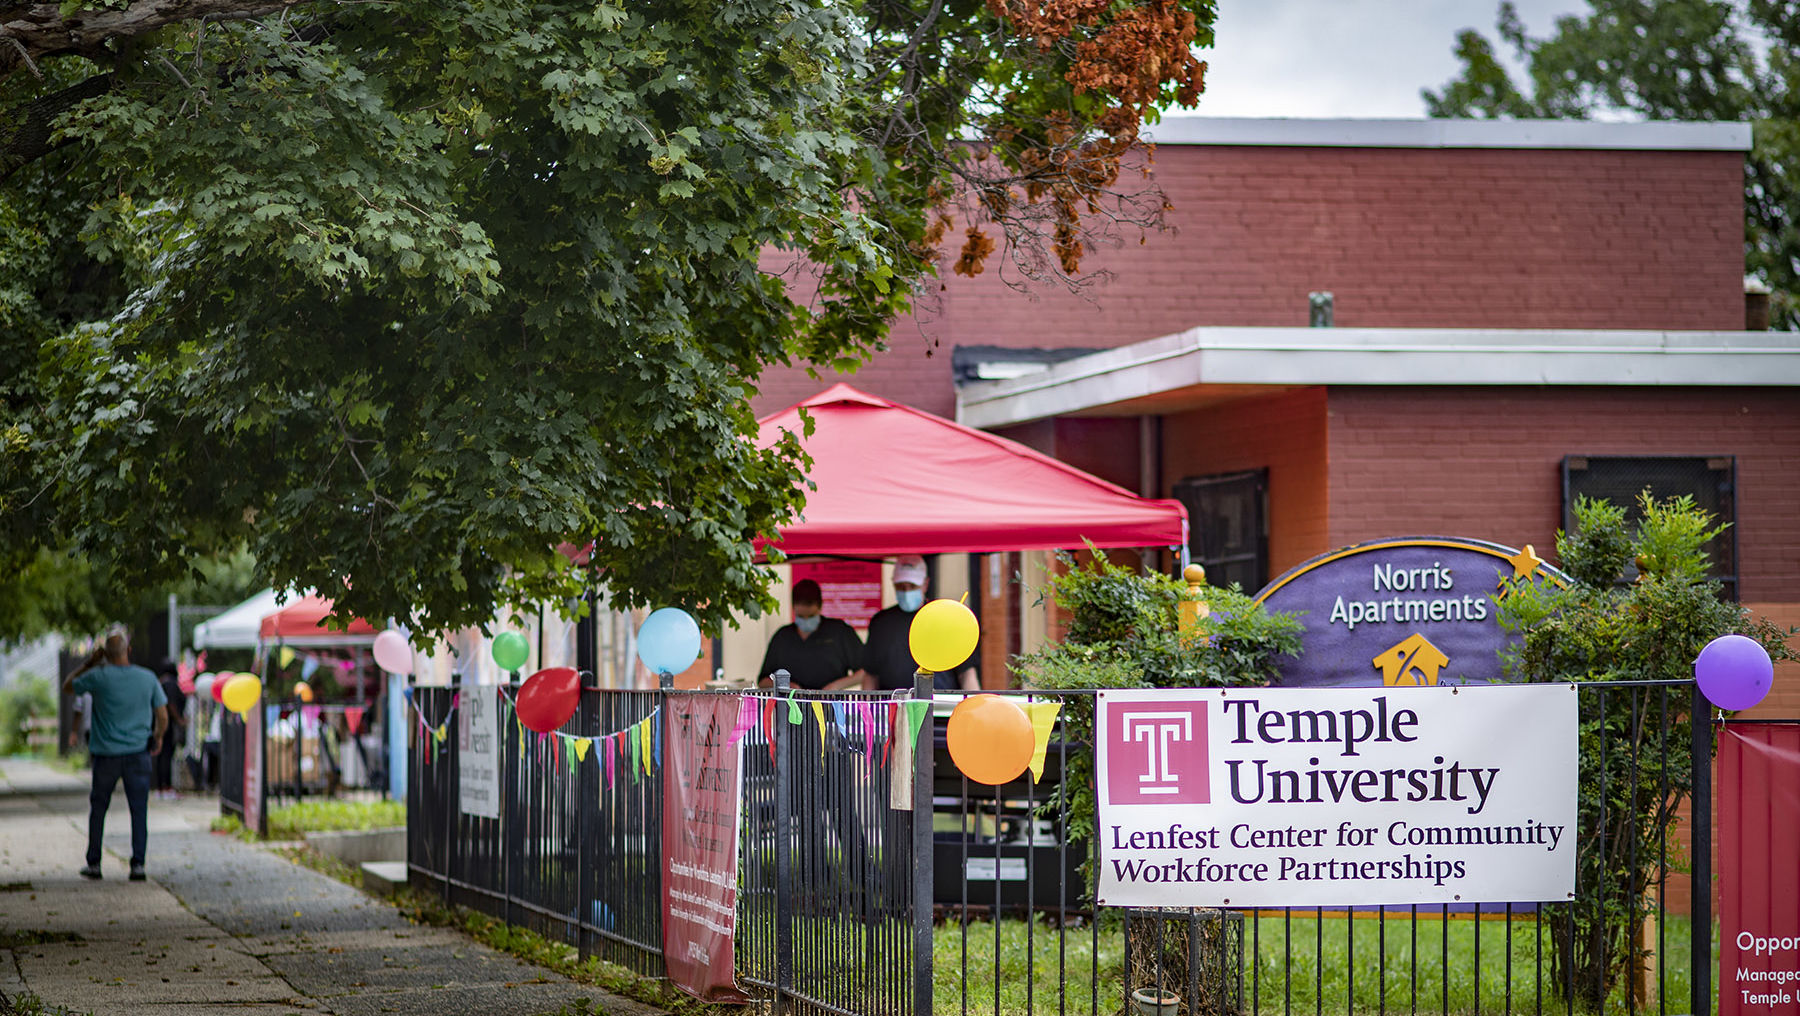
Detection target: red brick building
<box><xmin>745</xmin><ymin>118</ymin><xmax>1800</xmax><ymax>717</ymax></box>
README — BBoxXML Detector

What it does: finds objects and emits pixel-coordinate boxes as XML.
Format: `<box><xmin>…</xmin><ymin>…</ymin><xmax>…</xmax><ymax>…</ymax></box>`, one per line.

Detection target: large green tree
<box><xmin>1424</xmin><ymin>0</ymin><xmax>1800</xmax><ymax>327</ymax></box>
<box><xmin>1</xmin><ymin>0</ymin><xmax>1212</xmax><ymax>638</ymax></box>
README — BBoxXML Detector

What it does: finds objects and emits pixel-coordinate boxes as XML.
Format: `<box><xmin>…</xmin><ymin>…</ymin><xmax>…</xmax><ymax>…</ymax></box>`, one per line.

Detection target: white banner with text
<box><xmin>458</xmin><ymin>685</ymin><xmax>500</xmax><ymax>820</ymax></box>
<box><xmin>1096</xmin><ymin>685</ymin><xmax>1576</xmax><ymax>907</ymax></box>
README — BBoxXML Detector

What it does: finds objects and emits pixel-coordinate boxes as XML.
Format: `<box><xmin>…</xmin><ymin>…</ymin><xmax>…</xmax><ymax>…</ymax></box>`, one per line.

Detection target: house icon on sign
<box><xmin>1372</xmin><ymin>633</ymin><xmax>1450</xmax><ymax>687</ymax></box>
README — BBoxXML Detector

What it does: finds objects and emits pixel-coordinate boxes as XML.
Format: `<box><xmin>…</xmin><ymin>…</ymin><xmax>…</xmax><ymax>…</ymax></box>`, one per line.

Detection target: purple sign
<box><xmin>1253</xmin><ymin>538</ymin><xmax>1559</xmax><ymax>688</ymax></box>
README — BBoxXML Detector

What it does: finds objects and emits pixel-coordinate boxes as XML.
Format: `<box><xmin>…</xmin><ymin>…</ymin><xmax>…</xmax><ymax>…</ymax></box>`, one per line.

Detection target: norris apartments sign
<box><xmin>1253</xmin><ymin>537</ymin><xmax>1562</xmax><ymax>688</ymax></box>
<box><xmin>1095</xmin><ymin>686</ymin><xmax>1576</xmax><ymax>907</ymax></box>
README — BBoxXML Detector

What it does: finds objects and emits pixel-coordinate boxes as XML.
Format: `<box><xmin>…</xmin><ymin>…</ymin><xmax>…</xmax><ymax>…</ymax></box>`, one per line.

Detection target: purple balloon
<box><xmin>1694</xmin><ymin>634</ymin><xmax>1775</xmax><ymax>711</ymax></box>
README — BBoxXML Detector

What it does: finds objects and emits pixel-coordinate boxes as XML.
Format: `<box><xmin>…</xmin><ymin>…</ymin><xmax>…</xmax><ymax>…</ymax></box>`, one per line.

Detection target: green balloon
<box><xmin>491</xmin><ymin>631</ymin><xmax>530</xmax><ymax>672</ymax></box>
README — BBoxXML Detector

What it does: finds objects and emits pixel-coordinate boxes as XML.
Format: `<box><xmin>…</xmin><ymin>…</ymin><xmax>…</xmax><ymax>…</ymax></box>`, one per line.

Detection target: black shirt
<box><xmin>758</xmin><ymin>617</ymin><xmax>863</xmax><ymax>690</ymax></box>
<box><xmin>863</xmin><ymin>605</ymin><xmax>976</xmax><ymax>692</ymax></box>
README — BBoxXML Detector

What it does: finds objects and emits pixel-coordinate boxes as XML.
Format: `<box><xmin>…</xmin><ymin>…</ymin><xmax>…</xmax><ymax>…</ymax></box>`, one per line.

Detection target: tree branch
<box><xmin>0</xmin><ymin>0</ymin><xmax>308</xmax><ymax>82</ymax></box>
<box><xmin>0</xmin><ymin>71</ymin><xmax>111</xmax><ymax>178</ymax></box>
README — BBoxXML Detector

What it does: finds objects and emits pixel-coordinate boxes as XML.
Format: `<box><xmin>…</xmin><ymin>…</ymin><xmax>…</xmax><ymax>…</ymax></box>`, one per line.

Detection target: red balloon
<box><xmin>212</xmin><ymin>673</ymin><xmax>237</xmax><ymax>705</ymax></box>
<box><xmin>516</xmin><ymin>667</ymin><xmax>581</xmax><ymax>733</ymax></box>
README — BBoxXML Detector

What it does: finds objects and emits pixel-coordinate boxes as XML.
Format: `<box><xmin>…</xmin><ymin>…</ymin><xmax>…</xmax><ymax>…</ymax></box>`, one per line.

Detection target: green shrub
<box><xmin>1497</xmin><ymin>492</ymin><xmax>1795</xmax><ymax>1009</ymax></box>
<box><xmin>1012</xmin><ymin>547</ymin><xmax>1304</xmax><ymax>894</ymax></box>
<box><xmin>0</xmin><ymin>674</ymin><xmax>56</xmax><ymax>756</ymax></box>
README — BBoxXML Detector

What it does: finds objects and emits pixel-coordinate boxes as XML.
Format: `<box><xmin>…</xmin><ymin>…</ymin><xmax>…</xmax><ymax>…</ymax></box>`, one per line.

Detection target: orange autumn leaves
<box><xmin>946</xmin><ymin>0</ymin><xmax>1208</xmax><ymax>278</ymax></box>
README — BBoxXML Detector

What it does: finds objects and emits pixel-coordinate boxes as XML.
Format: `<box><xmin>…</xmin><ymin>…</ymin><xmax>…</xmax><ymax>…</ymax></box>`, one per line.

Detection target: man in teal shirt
<box><xmin>66</xmin><ymin>633</ymin><xmax>168</xmax><ymax>881</ymax></box>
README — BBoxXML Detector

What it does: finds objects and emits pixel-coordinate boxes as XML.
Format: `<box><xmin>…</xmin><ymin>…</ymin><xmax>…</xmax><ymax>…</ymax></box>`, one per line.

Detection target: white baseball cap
<box><xmin>892</xmin><ymin>555</ymin><xmax>927</xmax><ymax>586</ymax></box>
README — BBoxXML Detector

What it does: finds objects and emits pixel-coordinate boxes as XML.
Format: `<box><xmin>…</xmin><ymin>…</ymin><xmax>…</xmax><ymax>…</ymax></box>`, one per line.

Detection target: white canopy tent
<box><xmin>191</xmin><ymin>589</ymin><xmax>282</xmax><ymax>650</ymax></box>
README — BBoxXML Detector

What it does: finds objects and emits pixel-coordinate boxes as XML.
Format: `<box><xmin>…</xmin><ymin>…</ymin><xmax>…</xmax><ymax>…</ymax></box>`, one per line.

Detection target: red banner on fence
<box><xmin>661</xmin><ymin>694</ymin><xmax>748</xmax><ymax>1002</ymax></box>
<box><xmin>1719</xmin><ymin>723</ymin><xmax>1800</xmax><ymax>1016</ymax></box>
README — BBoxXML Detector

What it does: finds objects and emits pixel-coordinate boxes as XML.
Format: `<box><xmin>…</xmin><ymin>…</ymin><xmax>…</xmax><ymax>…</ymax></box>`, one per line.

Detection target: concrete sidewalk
<box><xmin>0</xmin><ymin>757</ymin><xmax>654</xmax><ymax>1016</ymax></box>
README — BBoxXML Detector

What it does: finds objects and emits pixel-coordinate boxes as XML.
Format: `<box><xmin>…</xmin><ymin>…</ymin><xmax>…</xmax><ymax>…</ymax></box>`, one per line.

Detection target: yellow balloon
<box><xmin>222</xmin><ymin>674</ymin><xmax>263</xmax><ymax>715</ymax></box>
<box><xmin>908</xmin><ymin>598</ymin><xmax>979</xmax><ymax>672</ymax></box>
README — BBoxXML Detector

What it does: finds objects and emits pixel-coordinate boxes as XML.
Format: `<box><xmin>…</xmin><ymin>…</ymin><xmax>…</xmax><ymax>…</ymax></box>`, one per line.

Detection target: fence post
<box><xmin>912</xmin><ymin>670</ymin><xmax>935</xmax><ymax>1016</ymax></box>
<box><xmin>576</xmin><ymin>674</ymin><xmax>592</xmax><ymax>963</ymax></box>
<box><xmin>442</xmin><ymin>687</ymin><xmax>452</xmax><ymax>908</ymax></box>
<box><xmin>503</xmin><ymin>674</ymin><xmax>514</xmax><ymax>932</ymax></box>
<box><xmin>1690</xmin><ymin>684</ymin><xmax>1713</xmax><ymax>1016</ymax></box>
<box><xmin>773</xmin><ymin>669</ymin><xmax>793</xmax><ymax>1014</ymax></box>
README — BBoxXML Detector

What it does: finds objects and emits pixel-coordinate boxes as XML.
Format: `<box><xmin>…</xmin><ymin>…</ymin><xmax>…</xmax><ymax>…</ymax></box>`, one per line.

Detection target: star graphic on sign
<box><xmin>1498</xmin><ymin>544</ymin><xmax>1545</xmax><ymax>590</ymax></box>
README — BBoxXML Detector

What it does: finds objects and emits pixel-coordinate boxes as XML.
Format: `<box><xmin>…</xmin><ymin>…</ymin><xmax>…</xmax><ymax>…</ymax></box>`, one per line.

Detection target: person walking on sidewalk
<box><xmin>63</xmin><ymin>632</ymin><xmax>167</xmax><ymax>881</ymax></box>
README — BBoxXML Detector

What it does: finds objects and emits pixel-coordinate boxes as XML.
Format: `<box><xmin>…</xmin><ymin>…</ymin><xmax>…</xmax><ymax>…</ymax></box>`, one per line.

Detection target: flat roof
<box><xmin>956</xmin><ymin>328</ymin><xmax>1800</xmax><ymax>428</ymax></box>
<box><xmin>1142</xmin><ymin>117</ymin><xmax>1752</xmax><ymax>152</ymax></box>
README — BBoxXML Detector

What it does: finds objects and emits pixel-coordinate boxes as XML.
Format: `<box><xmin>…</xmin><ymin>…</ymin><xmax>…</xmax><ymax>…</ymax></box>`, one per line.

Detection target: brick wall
<box><xmin>1326</xmin><ymin>387</ymin><xmax>1800</xmax><ymax>603</ymax></box>
<box><xmin>753</xmin><ymin>143</ymin><xmax>1746</xmax><ymax>418</ymax></box>
<box><xmin>1160</xmin><ymin>387</ymin><xmax>1331</xmax><ymax>579</ymax></box>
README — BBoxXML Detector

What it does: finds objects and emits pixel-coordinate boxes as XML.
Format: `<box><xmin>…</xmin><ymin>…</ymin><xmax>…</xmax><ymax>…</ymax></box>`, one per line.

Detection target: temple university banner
<box><xmin>661</xmin><ymin>694</ymin><xmax>748</xmax><ymax>1002</ymax></box>
<box><xmin>1096</xmin><ymin>686</ymin><xmax>1576</xmax><ymax>908</ymax></box>
<box><xmin>1719</xmin><ymin>723</ymin><xmax>1800</xmax><ymax>1016</ymax></box>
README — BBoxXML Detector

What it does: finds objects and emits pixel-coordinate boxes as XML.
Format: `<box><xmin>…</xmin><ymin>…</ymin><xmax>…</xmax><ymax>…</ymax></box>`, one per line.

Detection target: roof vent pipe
<box><xmin>1308</xmin><ymin>291</ymin><xmax>1334</xmax><ymax>328</ymax></box>
<box><xmin>1745</xmin><ymin>277</ymin><xmax>1770</xmax><ymax>331</ymax></box>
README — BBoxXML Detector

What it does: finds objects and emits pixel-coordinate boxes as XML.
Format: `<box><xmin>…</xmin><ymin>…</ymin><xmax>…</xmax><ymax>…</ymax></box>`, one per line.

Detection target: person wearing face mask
<box><xmin>757</xmin><ymin>579</ymin><xmax>864</xmax><ymax>690</ymax></box>
<box><xmin>860</xmin><ymin>555</ymin><xmax>979</xmax><ymax>692</ymax></box>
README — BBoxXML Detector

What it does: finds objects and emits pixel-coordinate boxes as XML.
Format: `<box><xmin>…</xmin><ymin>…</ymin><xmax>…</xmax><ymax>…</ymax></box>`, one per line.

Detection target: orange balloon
<box><xmin>946</xmin><ymin>695</ymin><xmax>1034</xmax><ymax>786</ymax></box>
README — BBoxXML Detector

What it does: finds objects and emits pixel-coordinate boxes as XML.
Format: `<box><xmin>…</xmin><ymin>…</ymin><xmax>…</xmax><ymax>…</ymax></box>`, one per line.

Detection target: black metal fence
<box><xmin>408</xmin><ymin>678</ymin><xmax>1716</xmax><ymax>1016</ymax></box>
<box><xmin>407</xmin><ymin>674</ymin><xmax>932</xmax><ymax>1015</ymax></box>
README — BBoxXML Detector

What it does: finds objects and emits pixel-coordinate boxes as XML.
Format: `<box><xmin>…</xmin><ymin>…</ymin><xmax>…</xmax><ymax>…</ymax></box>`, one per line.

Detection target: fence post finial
<box><xmin>1179</xmin><ymin>564</ymin><xmax>1210</xmax><ymax>642</ymax></box>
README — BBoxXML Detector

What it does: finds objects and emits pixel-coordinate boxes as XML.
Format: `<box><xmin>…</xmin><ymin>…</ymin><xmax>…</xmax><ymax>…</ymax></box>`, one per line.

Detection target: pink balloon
<box><xmin>372</xmin><ymin>629</ymin><xmax>414</xmax><ymax>675</ymax></box>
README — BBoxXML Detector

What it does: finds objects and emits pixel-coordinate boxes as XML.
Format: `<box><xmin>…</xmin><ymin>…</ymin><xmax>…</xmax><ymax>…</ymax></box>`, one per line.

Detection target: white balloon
<box><xmin>372</xmin><ymin>629</ymin><xmax>414</xmax><ymax>675</ymax></box>
<box><xmin>194</xmin><ymin>673</ymin><xmax>216</xmax><ymax>698</ymax></box>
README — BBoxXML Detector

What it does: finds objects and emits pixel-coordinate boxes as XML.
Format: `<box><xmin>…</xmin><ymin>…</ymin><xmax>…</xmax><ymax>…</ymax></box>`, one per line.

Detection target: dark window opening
<box><xmin>1562</xmin><ymin>455</ymin><xmax>1737</xmax><ymax>599</ymax></box>
<box><xmin>1173</xmin><ymin>469</ymin><xmax>1269</xmax><ymax>592</ymax></box>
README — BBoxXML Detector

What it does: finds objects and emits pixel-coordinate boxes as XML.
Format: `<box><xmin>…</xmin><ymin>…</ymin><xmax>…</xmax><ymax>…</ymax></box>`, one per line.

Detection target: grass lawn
<box><xmin>212</xmin><ymin>798</ymin><xmax>404</xmax><ymax>840</ymax></box>
<box><xmin>933</xmin><ymin>910</ymin><xmax>1710</xmax><ymax>1016</ymax></box>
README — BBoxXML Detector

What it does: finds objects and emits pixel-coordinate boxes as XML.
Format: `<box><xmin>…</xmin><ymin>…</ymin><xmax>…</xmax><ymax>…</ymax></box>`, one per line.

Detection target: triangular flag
<box><xmin>574</xmin><ymin>737</ymin><xmax>591</xmax><ymax>762</ymax></box>
<box><xmin>301</xmin><ymin>656</ymin><xmax>319</xmax><ymax>681</ymax></box>
<box><xmin>640</xmin><ymin>717</ymin><xmax>654</xmax><ymax>775</ymax></box>
<box><xmin>553</xmin><ymin>732</ymin><xmax>562</xmax><ymax>769</ymax></box>
<box><xmin>902</xmin><ymin>700</ymin><xmax>930</xmax><ymax>748</ymax></box>
<box><xmin>787</xmin><ymin>694</ymin><xmax>803</xmax><ymax>725</ymax></box>
<box><xmin>812</xmin><ymin>701</ymin><xmax>827</xmax><ymax>758</ymax></box>
<box><xmin>652</xmin><ymin>714</ymin><xmax>662</xmax><ymax>770</ymax></box>
<box><xmin>628</xmin><ymin>724</ymin><xmax>640</xmax><ymax>779</ymax></box>
<box><xmin>346</xmin><ymin>705</ymin><xmax>364</xmax><ymax>734</ymax></box>
<box><xmin>726</xmin><ymin>698</ymin><xmax>757</xmax><ymax>746</ymax></box>
<box><xmin>566</xmin><ymin>740</ymin><xmax>579</xmax><ymax>772</ymax></box>
<box><xmin>434</xmin><ymin>723</ymin><xmax>447</xmax><ymax>743</ymax></box>
<box><xmin>857</xmin><ymin>702</ymin><xmax>876</xmax><ymax>759</ymax></box>
<box><xmin>884</xmin><ymin>702</ymin><xmax>899</xmax><ymax>766</ymax></box>
<box><xmin>278</xmin><ymin>647</ymin><xmax>296</xmax><ymax>669</ymax></box>
<box><xmin>762</xmin><ymin>698</ymin><xmax>777</xmax><ymax>765</ymax></box>
<box><xmin>1022</xmin><ymin>702</ymin><xmax>1063</xmax><ymax>782</ymax></box>
<box><xmin>605</xmin><ymin>740</ymin><xmax>616</xmax><ymax>787</ymax></box>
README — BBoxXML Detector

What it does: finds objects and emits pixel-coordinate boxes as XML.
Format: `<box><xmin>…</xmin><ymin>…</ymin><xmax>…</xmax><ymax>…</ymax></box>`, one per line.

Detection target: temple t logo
<box><xmin>1106</xmin><ymin>701</ymin><xmax>1210</xmax><ymax>805</ymax></box>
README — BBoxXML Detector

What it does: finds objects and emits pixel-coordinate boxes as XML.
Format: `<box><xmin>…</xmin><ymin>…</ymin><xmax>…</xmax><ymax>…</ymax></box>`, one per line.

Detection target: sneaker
<box><xmin>129</xmin><ymin>862</ymin><xmax>146</xmax><ymax>882</ymax></box>
<box><xmin>79</xmin><ymin>864</ymin><xmax>103</xmax><ymax>880</ymax></box>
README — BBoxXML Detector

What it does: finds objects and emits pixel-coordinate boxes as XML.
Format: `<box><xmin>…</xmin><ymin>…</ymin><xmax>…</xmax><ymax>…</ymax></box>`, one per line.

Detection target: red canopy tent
<box><xmin>257</xmin><ymin>594</ymin><xmax>380</xmax><ymax>646</ymax></box>
<box><xmin>755</xmin><ymin>384</ymin><xmax>1187</xmax><ymax>557</ymax></box>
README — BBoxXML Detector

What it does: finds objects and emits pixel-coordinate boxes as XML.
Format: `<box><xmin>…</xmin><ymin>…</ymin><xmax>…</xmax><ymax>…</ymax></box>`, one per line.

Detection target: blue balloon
<box><xmin>636</xmin><ymin>607</ymin><xmax>702</xmax><ymax>676</ymax></box>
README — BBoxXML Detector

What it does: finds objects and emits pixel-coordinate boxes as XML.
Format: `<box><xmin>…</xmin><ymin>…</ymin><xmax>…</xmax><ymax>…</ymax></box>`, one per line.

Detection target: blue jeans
<box><xmin>88</xmin><ymin>751</ymin><xmax>152</xmax><ymax>867</ymax></box>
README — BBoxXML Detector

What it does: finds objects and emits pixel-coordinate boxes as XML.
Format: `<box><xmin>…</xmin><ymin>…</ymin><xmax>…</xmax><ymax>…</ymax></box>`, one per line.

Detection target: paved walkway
<box><xmin>0</xmin><ymin>757</ymin><xmax>655</xmax><ymax>1016</ymax></box>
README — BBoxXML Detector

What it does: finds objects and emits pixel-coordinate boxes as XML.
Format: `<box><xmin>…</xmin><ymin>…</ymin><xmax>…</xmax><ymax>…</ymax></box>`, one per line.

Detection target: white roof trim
<box><xmin>956</xmin><ymin>328</ymin><xmax>1800</xmax><ymax>428</ymax></box>
<box><xmin>1142</xmin><ymin>117</ymin><xmax>1751</xmax><ymax>152</ymax></box>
